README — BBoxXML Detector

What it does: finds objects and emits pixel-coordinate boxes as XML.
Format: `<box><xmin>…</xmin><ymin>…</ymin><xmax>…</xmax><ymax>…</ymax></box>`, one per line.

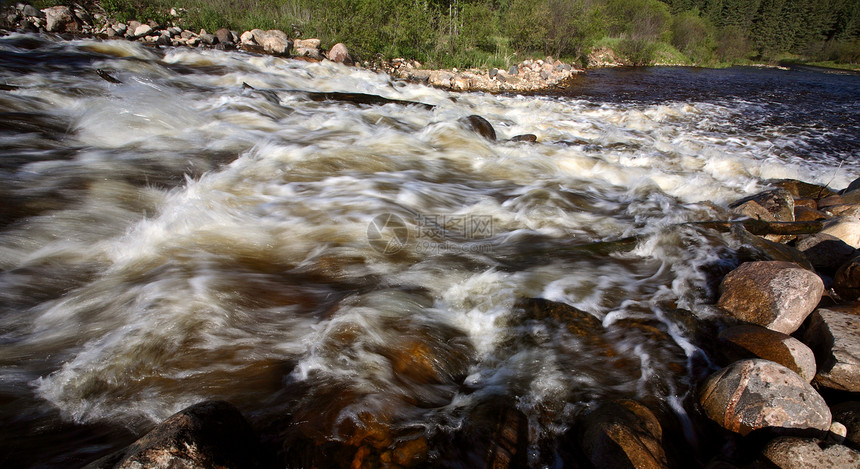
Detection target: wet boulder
<box><xmin>795</xmin><ymin>205</ymin><xmax>829</xmax><ymax>222</ymax></box>
<box><xmin>717</xmin><ymin>261</ymin><xmax>824</xmax><ymax>334</ymax></box>
<box><xmin>802</xmin><ymin>306</ymin><xmax>860</xmax><ymax>392</ymax></box>
<box><xmin>262</xmin><ymin>34</ymin><xmax>291</xmax><ymax>56</ymax></box>
<box><xmin>84</xmin><ymin>401</ymin><xmax>262</xmax><ymax>469</ymax></box>
<box><xmin>576</xmin><ymin>400</ymin><xmax>669</xmax><ymax>469</ymax></box>
<box><xmin>761</xmin><ymin>436</ymin><xmax>860</xmax><ymax>468</ymax></box>
<box><xmin>730</xmin><ymin>188</ymin><xmax>795</xmax><ymax>222</ymax></box>
<box><xmin>436</xmin><ymin>401</ymin><xmax>528</xmax><ymax>468</ymax></box>
<box><xmin>795</xmin><ymin>233</ymin><xmax>856</xmax><ymax>276</ymax></box>
<box><xmin>698</xmin><ymin>359</ymin><xmax>831</xmax><ymax>436</ymax></box>
<box><xmin>459</xmin><ymin>115</ymin><xmax>496</xmax><ymax>141</ymax></box>
<box><xmin>42</xmin><ymin>6</ymin><xmax>79</xmax><ymax>33</ymax></box>
<box><xmin>510</xmin><ymin>134</ymin><xmax>538</xmax><ymax>143</ymax></box>
<box><xmin>718</xmin><ymin>324</ymin><xmax>817</xmax><ymax>382</ymax></box>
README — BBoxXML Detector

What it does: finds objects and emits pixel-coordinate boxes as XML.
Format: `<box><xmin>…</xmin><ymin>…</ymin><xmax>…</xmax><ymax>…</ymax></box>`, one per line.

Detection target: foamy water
<box><xmin>0</xmin><ymin>33</ymin><xmax>857</xmax><ymax>466</ymax></box>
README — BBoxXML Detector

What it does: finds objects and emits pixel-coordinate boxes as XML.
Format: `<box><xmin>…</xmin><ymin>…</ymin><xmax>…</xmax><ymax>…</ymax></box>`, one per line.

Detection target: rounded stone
<box><xmin>718</xmin><ymin>324</ymin><xmax>817</xmax><ymax>382</ymax></box>
<box><xmin>698</xmin><ymin>359</ymin><xmax>831</xmax><ymax>436</ymax></box>
<box><xmin>717</xmin><ymin>261</ymin><xmax>824</xmax><ymax>334</ymax></box>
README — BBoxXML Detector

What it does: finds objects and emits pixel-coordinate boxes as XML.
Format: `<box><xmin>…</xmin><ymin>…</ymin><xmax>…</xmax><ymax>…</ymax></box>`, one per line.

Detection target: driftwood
<box><xmin>559</xmin><ymin>218</ymin><xmax>825</xmax><ymax>257</ymax></box>
<box><xmin>690</xmin><ymin>219</ymin><xmax>824</xmax><ymax>236</ymax></box>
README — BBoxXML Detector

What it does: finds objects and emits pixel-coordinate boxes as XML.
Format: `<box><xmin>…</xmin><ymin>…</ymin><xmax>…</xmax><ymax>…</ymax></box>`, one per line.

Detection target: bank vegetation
<box><xmin>30</xmin><ymin>0</ymin><xmax>860</xmax><ymax>69</ymax></box>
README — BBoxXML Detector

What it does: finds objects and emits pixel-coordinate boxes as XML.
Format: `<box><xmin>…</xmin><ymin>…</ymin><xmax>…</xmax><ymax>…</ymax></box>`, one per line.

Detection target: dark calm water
<box><xmin>558</xmin><ymin>65</ymin><xmax>860</xmax><ymax>159</ymax></box>
<box><xmin>0</xmin><ymin>33</ymin><xmax>858</xmax><ymax>468</ymax></box>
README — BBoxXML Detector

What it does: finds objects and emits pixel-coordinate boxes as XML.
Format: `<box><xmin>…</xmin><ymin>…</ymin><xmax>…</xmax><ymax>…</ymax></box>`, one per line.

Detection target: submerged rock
<box><xmin>459</xmin><ymin>115</ymin><xmax>496</xmax><ymax>141</ymax></box>
<box><xmin>698</xmin><ymin>359</ymin><xmax>831</xmax><ymax>436</ymax></box>
<box><xmin>84</xmin><ymin>401</ymin><xmax>262</xmax><ymax>469</ymax></box>
<box><xmin>717</xmin><ymin>261</ymin><xmax>823</xmax><ymax>334</ymax></box>
<box><xmin>576</xmin><ymin>400</ymin><xmax>669</xmax><ymax>469</ymax></box>
<box><xmin>802</xmin><ymin>306</ymin><xmax>860</xmax><ymax>392</ymax></box>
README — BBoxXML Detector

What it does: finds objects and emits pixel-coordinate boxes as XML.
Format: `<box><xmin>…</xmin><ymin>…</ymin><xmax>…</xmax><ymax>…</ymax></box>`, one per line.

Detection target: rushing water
<box><xmin>0</xmin><ymin>33</ymin><xmax>858</xmax><ymax>467</ymax></box>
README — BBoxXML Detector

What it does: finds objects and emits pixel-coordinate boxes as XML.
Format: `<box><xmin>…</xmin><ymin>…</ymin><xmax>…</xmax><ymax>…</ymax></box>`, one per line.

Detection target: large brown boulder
<box><xmin>802</xmin><ymin>306</ymin><xmax>860</xmax><ymax>392</ymax></box>
<box><xmin>762</xmin><ymin>436</ymin><xmax>860</xmax><ymax>468</ymax></box>
<box><xmin>718</xmin><ymin>324</ymin><xmax>817</xmax><ymax>382</ymax></box>
<box><xmin>577</xmin><ymin>400</ymin><xmax>668</xmax><ymax>469</ymax></box>
<box><xmin>717</xmin><ymin>261</ymin><xmax>824</xmax><ymax>334</ymax></box>
<box><xmin>698</xmin><ymin>359</ymin><xmax>831</xmax><ymax>436</ymax></box>
<box><xmin>84</xmin><ymin>401</ymin><xmax>262</xmax><ymax>469</ymax></box>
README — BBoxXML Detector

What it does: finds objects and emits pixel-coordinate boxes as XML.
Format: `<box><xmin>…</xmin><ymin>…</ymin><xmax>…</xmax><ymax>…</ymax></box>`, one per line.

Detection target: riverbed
<box><xmin>0</xmin><ymin>33</ymin><xmax>858</xmax><ymax>467</ymax></box>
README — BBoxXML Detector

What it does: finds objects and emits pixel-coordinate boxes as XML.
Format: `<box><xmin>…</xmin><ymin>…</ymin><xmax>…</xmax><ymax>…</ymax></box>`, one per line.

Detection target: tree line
<box><xmin>69</xmin><ymin>0</ymin><xmax>860</xmax><ymax>68</ymax></box>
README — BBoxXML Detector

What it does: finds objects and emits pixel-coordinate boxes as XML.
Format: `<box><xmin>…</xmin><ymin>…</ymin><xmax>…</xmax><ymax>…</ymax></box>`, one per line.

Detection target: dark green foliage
<box><xmin>85</xmin><ymin>0</ymin><xmax>860</xmax><ymax>66</ymax></box>
<box><xmin>671</xmin><ymin>10</ymin><xmax>715</xmax><ymax>62</ymax></box>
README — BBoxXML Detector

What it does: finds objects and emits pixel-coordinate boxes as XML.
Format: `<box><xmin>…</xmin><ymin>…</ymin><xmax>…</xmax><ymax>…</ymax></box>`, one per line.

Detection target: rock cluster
<box><xmin>388</xmin><ymin>56</ymin><xmax>581</xmax><ymax>92</ymax></box>
<box><xmin>2</xmin><ymin>3</ymin><xmax>576</xmax><ymax>93</ymax></box>
<box><xmin>698</xmin><ymin>177</ymin><xmax>860</xmax><ymax>466</ymax></box>
<box><xmin>1</xmin><ymin>2</ymin><xmax>352</xmax><ymax>63</ymax></box>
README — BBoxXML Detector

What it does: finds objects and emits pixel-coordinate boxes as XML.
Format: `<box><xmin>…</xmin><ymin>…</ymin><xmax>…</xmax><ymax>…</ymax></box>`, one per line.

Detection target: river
<box><xmin>0</xmin><ymin>33</ymin><xmax>858</xmax><ymax>467</ymax></box>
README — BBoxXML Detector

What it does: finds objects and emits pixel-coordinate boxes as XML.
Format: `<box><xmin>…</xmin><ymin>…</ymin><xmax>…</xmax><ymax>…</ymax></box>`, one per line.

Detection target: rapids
<box><xmin>0</xmin><ymin>33</ymin><xmax>858</xmax><ymax>467</ymax></box>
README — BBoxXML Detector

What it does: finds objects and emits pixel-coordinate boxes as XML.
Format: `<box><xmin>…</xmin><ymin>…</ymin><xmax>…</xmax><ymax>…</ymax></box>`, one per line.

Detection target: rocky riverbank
<box><xmin>0</xmin><ymin>2</ymin><xmax>580</xmax><ymax>93</ymax></box>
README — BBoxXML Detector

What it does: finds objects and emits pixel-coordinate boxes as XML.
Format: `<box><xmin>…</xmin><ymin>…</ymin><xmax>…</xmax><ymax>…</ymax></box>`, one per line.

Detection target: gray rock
<box><xmin>42</xmin><ymin>6</ymin><xmax>78</xmax><ymax>33</ymax></box>
<box><xmin>113</xmin><ymin>23</ymin><xmax>127</xmax><ymax>35</ymax></box>
<box><xmin>699</xmin><ymin>359</ymin><xmax>831</xmax><ymax>436</ymax></box>
<box><xmin>577</xmin><ymin>400</ymin><xmax>669</xmax><ymax>469</ymax></box>
<box><xmin>166</xmin><ymin>26</ymin><xmax>182</xmax><ymax>36</ymax></box>
<box><xmin>199</xmin><ymin>32</ymin><xmax>217</xmax><ymax>45</ymax></box>
<box><xmin>803</xmin><ymin>306</ymin><xmax>860</xmax><ymax>392</ymax></box>
<box><xmin>133</xmin><ymin>24</ymin><xmax>152</xmax><ymax>38</ymax></box>
<box><xmin>294</xmin><ymin>38</ymin><xmax>321</xmax><ymax>49</ymax></box>
<box><xmin>719</xmin><ymin>324</ymin><xmax>817</xmax><ymax>382</ymax></box>
<box><xmin>762</xmin><ymin>436</ymin><xmax>860</xmax><ymax>468</ymax></box>
<box><xmin>83</xmin><ymin>401</ymin><xmax>262</xmax><ymax>469</ymax></box>
<box><xmin>239</xmin><ymin>30</ymin><xmax>255</xmax><ymax>44</ymax></box>
<box><xmin>327</xmin><ymin>43</ymin><xmax>351</xmax><ymax>64</ymax></box>
<box><xmin>718</xmin><ymin>261</ymin><xmax>824</xmax><ymax>334</ymax></box>
<box><xmin>262</xmin><ymin>35</ymin><xmax>291</xmax><ymax>56</ymax></box>
<box><xmin>509</xmin><ymin>65</ymin><xmax>519</xmax><ymax>75</ymax></box>
<box><xmin>294</xmin><ymin>47</ymin><xmax>322</xmax><ymax>59</ymax></box>
<box><xmin>214</xmin><ymin>28</ymin><xmax>232</xmax><ymax>44</ymax></box>
<box><xmin>22</xmin><ymin>4</ymin><xmax>44</xmax><ymax>18</ymax></box>
<box><xmin>489</xmin><ymin>68</ymin><xmax>498</xmax><ymax>79</ymax></box>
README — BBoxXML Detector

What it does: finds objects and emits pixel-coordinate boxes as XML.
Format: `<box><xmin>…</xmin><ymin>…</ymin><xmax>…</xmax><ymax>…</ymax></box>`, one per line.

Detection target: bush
<box><xmin>671</xmin><ymin>9</ymin><xmax>715</xmax><ymax>63</ymax></box>
<box><xmin>616</xmin><ymin>37</ymin><xmax>658</xmax><ymax>65</ymax></box>
<box><xmin>715</xmin><ymin>24</ymin><xmax>751</xmax><ymax>62</ymax></box>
